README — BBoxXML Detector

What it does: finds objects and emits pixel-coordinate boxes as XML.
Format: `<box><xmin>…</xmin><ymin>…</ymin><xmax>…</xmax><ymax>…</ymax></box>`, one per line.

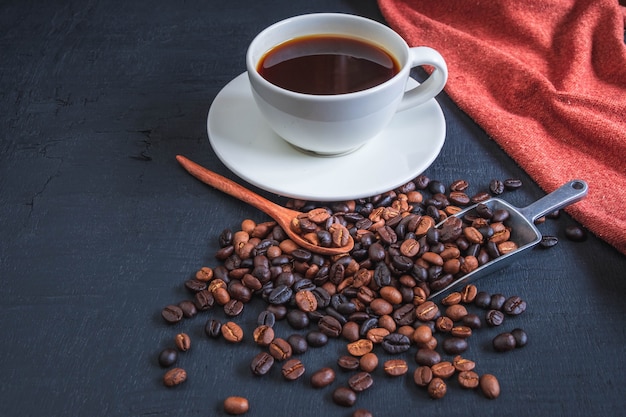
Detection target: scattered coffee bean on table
<box><xmin>154</xmin><ymin>175</ymin><xmax>584</xmax><ymax>412</ymax></box>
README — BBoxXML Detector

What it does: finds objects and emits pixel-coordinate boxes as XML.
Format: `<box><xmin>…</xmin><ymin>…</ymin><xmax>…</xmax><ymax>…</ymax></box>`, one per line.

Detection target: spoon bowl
<box><xmin>176</xmin><ymin>155</ymin><xmax>354</xmax><ymax>255</ymax></box>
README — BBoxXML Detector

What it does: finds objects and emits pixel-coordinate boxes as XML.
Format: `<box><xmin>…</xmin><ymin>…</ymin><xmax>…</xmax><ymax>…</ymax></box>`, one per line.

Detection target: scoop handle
<box><xmin>517</xmin><ymin>180</ymin><xmax>588</xmax><ymax>222</ymax></box>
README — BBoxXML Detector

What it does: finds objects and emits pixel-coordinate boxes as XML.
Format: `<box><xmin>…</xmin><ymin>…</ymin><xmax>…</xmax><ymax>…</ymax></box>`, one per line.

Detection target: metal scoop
<box><xmin>428</xmin><ymin>179</ymin><xmax>588</xmax><ymax>299</ymax></box>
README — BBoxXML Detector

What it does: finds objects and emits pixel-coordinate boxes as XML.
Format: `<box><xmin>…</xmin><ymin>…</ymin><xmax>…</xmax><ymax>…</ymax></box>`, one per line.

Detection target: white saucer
<box><xmin>207</xmin><ymin>72</ymin><xmax>446</xmax><ymax>201</ymax></box>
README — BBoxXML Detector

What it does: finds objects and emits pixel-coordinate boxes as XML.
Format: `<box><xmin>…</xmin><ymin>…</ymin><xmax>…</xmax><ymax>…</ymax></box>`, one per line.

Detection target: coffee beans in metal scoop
<box><xmin>154</xmin><ymin>177</ymin><xmax>552</xmax><ymax>411</ymax></box>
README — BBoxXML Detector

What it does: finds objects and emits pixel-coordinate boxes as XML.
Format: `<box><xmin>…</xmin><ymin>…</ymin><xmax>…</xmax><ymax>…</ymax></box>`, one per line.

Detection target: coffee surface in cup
<box><xmin>258</xmin><ymin>35</ymin><xmax>400</xmax><ymax>95</ymax></box>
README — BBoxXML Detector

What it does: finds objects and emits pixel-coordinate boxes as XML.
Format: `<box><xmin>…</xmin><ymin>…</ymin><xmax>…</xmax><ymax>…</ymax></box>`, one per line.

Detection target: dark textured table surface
<box><xmin>1</xmin><ymin>1</ymin><xmax>625</xmax><ymax>416</ymax></box>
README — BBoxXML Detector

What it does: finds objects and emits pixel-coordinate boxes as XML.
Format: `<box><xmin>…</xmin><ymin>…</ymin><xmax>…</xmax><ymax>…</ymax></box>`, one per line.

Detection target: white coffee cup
<box><xmin>246</xmin><ymin>13</ymin><xmax>448</xmax><ymax>156</ymax></box>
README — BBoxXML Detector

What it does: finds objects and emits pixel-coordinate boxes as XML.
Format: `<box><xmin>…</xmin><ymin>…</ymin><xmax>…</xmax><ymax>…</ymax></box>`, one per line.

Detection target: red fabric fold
<box><xmin>378</xmin><ymin>0</ymin><xmax>626</xmax><ymax>255</ymax></box>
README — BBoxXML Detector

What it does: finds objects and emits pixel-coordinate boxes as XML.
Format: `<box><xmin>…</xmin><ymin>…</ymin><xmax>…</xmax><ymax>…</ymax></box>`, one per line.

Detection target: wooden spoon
<box><xmin>176</xmin><ymin>155</ymin><xmax>354</xmax><ymax>255</ymax></box>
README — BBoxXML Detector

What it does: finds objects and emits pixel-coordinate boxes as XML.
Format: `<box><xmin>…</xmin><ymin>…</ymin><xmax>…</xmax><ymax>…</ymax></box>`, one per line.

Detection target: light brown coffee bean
<box><xmin>441</xmin><ymin>292</ymin><xmax>462</xmax><ymax>306</ymax></box>
<box><xmin>480</xmin><ymin>374</ymin><xmax>501</xmax><ymax>399</ymax></box>
<box><xmin>435</xmin><ymin>316</ymin><xmax>454</xmax><ymax>332</ymax></box>
<box><xmin>310</xmin><ymin>367</ymin><xmax>336</xmax><ymax>388</ymax></box>
<box><xmin>295</xmin><ymin>290</ymin><xmax>318</xmax><ymax>312</ymax></box>
<box><xmin>163</xmin><ymin>367</ymin><xmax>187</xmax><ymax>387</ymax></box>
<box><xmin>383</xmin><ymin>359</ymin><xmax>408</xmax><ymax>376</ymax></box>
<box><xmin>174</xmin><ymin>333</ymin><xmax>191</xmax><ymax>352</ymax></box>
<box><xmin>269</xmin><ymin>338</ymin><xmax>292</xmax><ymax>361</ymax></box>
<box><xmin>415</xmin><ymin>301</ymin><xmax>439</xmax><ymax>321</ymax></box>
<box><xmin>431</xmin><ymin>361</ymin><xmax>456</xmax><ymax>379</ymax></box>
<box><xmin>445</xmin><ymin>304</ymin><xmax>468</xmax><ymax>321</ymax></box>
<box><xmin>451</xmin><ymin>326</ymin><xmax>473</xmax><ymax>338</ymax></box>
<box><xmin>452</xmin><ymin>355</ymin><xmax>476</xmax><ymax>372</ymax></box>
<box><xmin>252</xmin><ymin>325</ymin><xmax>274</xmax><ymax>346</ymax></box>
<box><xmin>223</xmin><ymin>396</ymin><xmax>249</xmax><ymax>415</ymax></box>
<box><xmin>359</xmin><ymin>352</ymin><xmax>379</xmax><ymax>373</ymax></box>
<box><xmin>282</xmin><ymin>358</ymin><xmax>305</xmax><ymax>381</ymax></box>
<box><xmin>461</xmin><ymin>284</ymin><xmax>478</xmax><ymax>303</ymax></box>
<box><xmin>221</xmin><ymin>321</ymin><xmax>244</xmax><ymax>343</ymax></box>
<box><xmin>366</xmin><ymin>327</ymin><xmax>390</xmax><ymax>344</ymax></box>
<box><xmin>347</xmin><ymin>339</ymin><xmax>374</xmax><ymax>356</ymax></box>
<box><xmin>458</xmin><ymin>370</ymin><xmax>480</xmax><ymax>389</ymax></box>
<box><xmin>412</xmin><ymin>325</ymin><xmax>433</xmax><ymax>344</ymax></box>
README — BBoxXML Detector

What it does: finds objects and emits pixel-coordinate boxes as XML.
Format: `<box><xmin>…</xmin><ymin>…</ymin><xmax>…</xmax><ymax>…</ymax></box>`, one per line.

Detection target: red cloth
<box><xmin>378</xmin><ymin>0</ymin><xmax>626</xmax><ymax>255</ymax></box>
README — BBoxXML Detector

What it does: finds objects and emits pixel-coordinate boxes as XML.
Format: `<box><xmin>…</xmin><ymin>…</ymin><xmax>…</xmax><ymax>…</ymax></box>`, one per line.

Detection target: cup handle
<box><xmin>397</xmin><ymin>47</ymin><xmax>448</xmax><ymax>112</ymax></box>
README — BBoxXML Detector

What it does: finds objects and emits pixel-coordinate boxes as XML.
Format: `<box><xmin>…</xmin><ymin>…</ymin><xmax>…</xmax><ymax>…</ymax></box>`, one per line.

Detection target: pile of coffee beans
<box><xmin>155</xmin><ymin>176</ymin><xmax>583</xmax><ymax>414</ymax></box>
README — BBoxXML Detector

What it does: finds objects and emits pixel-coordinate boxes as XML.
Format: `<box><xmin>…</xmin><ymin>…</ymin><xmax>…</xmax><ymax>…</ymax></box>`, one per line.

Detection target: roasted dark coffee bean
<box><xmin>489</xmin><ymin>179</ymin><xmax>504</xmax><ymax>195</ymax></box>
<box><xmin>502</xmin><ymin>296</ymin><xmax>527</xmax><ymax>315</ymax></box>
<box><xmin>427</xmin><ymin>377</ymin><xmax>447</xmax><ymax>399</ymax></box>
<box><xmin>442</xmin><ymin>337</ymin><xmax>468</xmax><ymax>354</ymax></box>
<box><xmin>489</xmin><ymin>293</ymin><xmax>506</xmax><ymax>310</ymax></box>
<box><xmin>224</xmin><ymin>299</ymin><xmax>244</xmax><ymax>317</ymax></box>
<box><xmin>491</xmin><ymin>208</ymin><xmax>510</xmax><ymax>222</ymax></box>
<box><xmin>158</xmin><ymin>348</ymin><xmax>178</xmax><ymax>367</ymax></box>
<box><xmin>333</xmin><ymin>387</ymin><xmax>357</xmax><ymax>407</ymax></box>
<box><xmin>178</xmin><ymin>300</ymin><xmax>197</xmax><ymax>318</ymax></box>
<box><xmin>161</xmin><ymin>305</ymin><xmax>184</xmax><ymax>324</ymax></box>
<box><xmin>348</xmin><ymin>372</ymin><xmax>374</xmax><ymax>392</ymax></box>
<box><xmin>449</xmin><ymin>191</ymin><xmax>470</xmax><ymax>206</ymax></box>
<box><xmin>539</xmin><ymin>235</ymin><xmax>559</xmax><ymax>248</ymax></box>
<box><xmin>439</xmin><ymin>216</ymin><xmax>463</xmax><ymax>242</ymax></box>
<box><xmin>318</xmin><ymin>315</ymin><xmax>343</xmax><ymax>337</ymax></box>
<box><xmin>194</xmin><ymin>289</ymin><xmax>215</xmax><ymax>311</ymax></box>
<box><xmin>485</xmin><ymin>309</ymin><xmax>505</xmax><ymax>326</ymax></box>
<box><xmin>393</xmin><ymin>303</ymin><xmax>417</xmax><ymax>326</ymax></box>
<box><xmin>428</xmin><ymin>180</ymin><xmax>446</xmax><ymax>194</ymax></box>
<box><xmin>286</xmin><ymin>309</ymin><xmax>310</xmax><ymax>329</ymax></box>
<box><xmin>311</xmin><ymin>367</ymin><xmax>336</xmax><ymax>388</ymax></box>
<box><xmin>470</xmin><ymin>191</ymin><xmax>491</xmax><ymax>203</ymax></box>
<box><xmin>415</xmin><ymin>348</ymin><xmax>441</xmax><ymax>367</ymax></box>
<box><xmin>337</xmin><ymin>355</ymin><xmax>361</xmax><ymax>371</ymax></box>
<box><xmin>373</xmin><ymin>262</ymin><xmax>392</xmax><ymax>287</ymax></box>
<box><xmin>480</xmin><ymin>374</ymin><xmax>501</xmax><ymax>399</ymax></box>
<box><xmin>435</xmin><ymin>316</ymin><xmax>453</xmax><ymax>333</ymax></box>
<box><xmin>475</xmin><ymin>203</ymin><xmax>493</xmax><ymax>219</ymax></box>
<box><xmin>306</xmin><ymin>331</ymin><xmax>329</xmax><ymax>347</ymax></box>
<box><xmin>381</xmin><ymin>332</ymin><xmax>411</xmax><ymax>354</ymax></box>
<box><xmin>185</xmin><ymin>279</ymin><xmax>207</xmax><ymax>293</ymax></box>
<box><xmin>474</xmin><ymin>291</ymin><xmax>491</xmax><ymax>308</ymax></box>
<box><xmin>163</xmin><ymin>367</ymin><xmax>187</xmax><ymax>387</ymax></box>
<box><xmin>268</xmin><ymin>285</ymin><xmax>293</xmax><ymax>305</ymax></box>
<box><xmin>493</xmin><ymin>332</ymin><xmax>517</xmax><ymax>352</ymax></box>
<box><xmin>565</xmin><ymin>225</ymin><xmax>587</xmax><ymax>241</ymax></box>
<box><xmin>204</xmin><ymin>319</ymin><xmax>222</xmax><ymax>338</ymax></box>
<box><xmin>266</xmin><ymin>304</ymin><xmax>287</xmax><ymax>320</ymax></box>
<box><xmin>312</xmin><ymin>287</ymin><xmax>331</xmax><ymax>308</ymax></box>
<box><xmin>251</xmin><ymin>351</ymin><xmax>275</xmax><ymax>376</ymax></box>
<box><xmin>257</xmin><ymin>310</ymin><xmax>276</xmax><ymax>327</ymax></box>
<box><xmin>451</xmin><ymin>326</ymin><xmax>472</xmax><ymax>338</ymax></box>
<box><xmin>461</xmin><ymin>314</ymin><xmax>482</xmax><ymax>329</ymax></box>
<box><xmin>282</xmin><ymin>358</ymin><xmax>305</xmax><ymax>381</ymax></box>
<box><xmin>512</xmin><ymin>328</ymin><xmax>528</xmax><ymax>347</ymax></box>
<box><xmin>504</xmin><ymin>178</ymin><xmax>522</xmax><ymax>190</ymax></box>
<box><xmin>287</xmin><ymin>334</ymin><xmax>308</xmax><ymax>354</ymax></box>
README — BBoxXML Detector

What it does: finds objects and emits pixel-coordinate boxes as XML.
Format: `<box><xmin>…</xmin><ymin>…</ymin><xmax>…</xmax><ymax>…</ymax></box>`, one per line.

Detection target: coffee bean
<box><xmin>442</xmin><ymin>337</ymin><xmax>468</xmax><ymax>355</ymax></box>
<box><xmin>503</xmin><ymin>178</ymin><xmax>522</xmax><ymax>190</ymax></box>
<box><xmin>452</xmin><ymin>355</ymin><xmax>475</xmax><ymax>372</ymax></box>
<box><xmin>502</xmin><ymin>296</ymin><xmax>527</xmax><ymax>315</ymax></box>
<box><xmin>431</xmin><ymin>361</ymin><xmax>455</xmax><ymax>379</ymax></box>
<box><xmin>318</xmin><ymin>315</ymin><xmax>343</xmax><ymax>338</ymax></box>
<box><xmin>268</xmin><ymin>285</ymin><xmax>293</xmax><ymax>305</ymax></box>
<box><xmin>306</xmin><ymin>331</ymin><xmax>329</xmax><ymax>347</ymax></box>
<box><xmin>158</xmin><ymin>348</ymin><xmax>178</xmax><ymax>368</ymax></box>
<box><xmin>489</xmin><ymin>179</ymin><xmax>504</xmax><ymax>195</ymax></box>
<box><xmin>194</xmin><ymin>290</ymin><xmax>215</xmax><ymax>311</ymax></box>
<box><xmin>359</xmin><ymin>352</ymin><xmax>378</xmax><ymax>373</ymax></box>
<box><xmin>163</xmin><ymin>367</ymin><xmax>187</xmax><ymax>387</ymax></box>
<box><xmin>250</xmin><ymin>351</ymin><xmax>274</xmax><ymax>376</ymax></box>
<box><xmin>415</xmin><ymin>301</ymin><xmax>439</xmax><ymax>322</ymax></box>
<box><xmin>287</xmin><ymin>334</ymin><xmax>308</xmax><ymax>354</ymax></box>
<box><xmin>309</xmin><ymin>367</ymin><xmax>335</xmax><ymax>389</ymax></box>
<box><xmin>493</xmin><ymin>332</ymin><xmax>516</xmax><ymax>352</ymax></box>
<box><xmin>381</xmin><ymin>332</ymin><xmax>411</xmax><ymax>354</ymax></box>
<box><xmin>178</xmin><ymin>300</ymin><xmax>198</xmax><ymax>318</ymax></box>
<box><xmin>489</xmin><ymin>293</ymin><xmax>506</xmax><ymax>310</ymax></box>
<box><xmin>252</xmin><ymin>325</ymin><xmax>275</xmax><ymax>346</ymax></box>
<box><xmin>204</xmin><ymin>319</ymin><xmax>222</xmax><ymax>338</ymax></box>
<box><xmin>461</xmin><ymin>284</ymin><xmax>478</xmax><ymax>303</ymax></box>
<box><xmin>413</xmin><ymin>365</ymin><xmax>433</xmax><ymax>387</ymax></box>
<box><xmin>333</xmin><ymin>387</ymin><xmax>357</xmax><ymax>407</ymax></box>
<box><xmin>269</xmin><ymin>338</ymin><xmax>292</xmax><ymax>361</ymax></box>
<box><xmin>224</xmin><ymin>299</ymin><xmax>245</xmax><ymax>317</ymax></box>
<box><xmin>221</xmin><ymin>321</ymin><xmax>244</xmax><ymax>343</ymax></box>
<box><xmin>458</xmin><ymin>370</ymin><xmax>480</xmax><ymax>389</ymax></box>
<box><xmin>348</xmin><ymin>371</ymin><xmax>374</xmax><ymax>392</ymax></box>
<box><xmin>383</xmin><ymin>359</ymin><xmax>408</xmax><ymax>376</ymax></box>
<box><xmin>540</xmin><ymin>235</ymin><xmax>559</xmax><ymax>248</ymax></box>
<box><xmin>223</xmin><ymin>396</ymin><xmax>249</xmax><ymax>415</ymax></box>
<box><xmin>161</xmin><ymin>305</ymin><xmax>184</xmax><ymax>324</ymax></box>
<box><xmin>338</xmin><ymin>355</ymin><xmax>361</xmax><ymax>371</ymax></box>
<box><xmin>282</xmin><ymin>358</ymin><xmax>305</xmax><ymax>381</ymax></box>
<box><xmin>347</xmin><ymin>338</ymin><xmax>374</xmax><ymax>356</ymax></box>
<box><xmin>480</xmin><ymin>374</ymin><xmax>501</xmax><ymax>399</ymax></box>
<box><xmin>175</xmin><ymin>333</ymin><xmax>191</xmax><ymax>352</ymax></box>
<box><xmin>461</xmin><ymin>313</ymin><xmax>482</xmax><ymax>329</ymax></box>
<box><xmin>435</xmin><ymin>316</ymin><xmax>453</xmax><ymax>333</ymax></box>
<box><xmin>474</xmin><ymin>291</ymin><xmax>492</xmax><ymax>308</ymax></box>
<box><xmin>427</xmin><ymin>377</ymin><xmax>447</xmax><ymax>399</ymax></box>
<box><xmin>286</xmin><ymin>309</ymin><xmax>310</xmax><ymax>329</ymax></box>
<box><xmin>512</xmin><ymin>328</ymin><xmax>528</xmax><ymax>347</ymax></box>
<box><xmin>415</xmin><ymin>348</ymin><xmax>441</xmax><ymax>367</ymax></box>
<box><xmin>485</xmin><ymin>309</ymin><xmax>505</xmax><ymax>326</ymax></box>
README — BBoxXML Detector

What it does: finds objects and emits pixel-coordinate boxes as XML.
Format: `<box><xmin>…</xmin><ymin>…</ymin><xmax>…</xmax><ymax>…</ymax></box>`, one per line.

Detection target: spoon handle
<box><xmin>176</xmin><ymin>155</ymin><xmax>292</xmax><ymax>218</ymax></box>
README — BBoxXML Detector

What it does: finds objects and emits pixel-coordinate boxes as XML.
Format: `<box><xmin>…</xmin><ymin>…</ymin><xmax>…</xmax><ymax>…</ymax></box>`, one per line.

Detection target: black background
<box><xmin>1</xmin><ymin>1</ymin><xmax>625</xmax><ymax>416</ymax></box>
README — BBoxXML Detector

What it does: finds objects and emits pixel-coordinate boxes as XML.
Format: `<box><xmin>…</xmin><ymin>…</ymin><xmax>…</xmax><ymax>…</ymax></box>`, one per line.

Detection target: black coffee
<box><xmin>258</xmin><ymin>35</ymin><xmax>400</xmax><ymax>95</ymax></box>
